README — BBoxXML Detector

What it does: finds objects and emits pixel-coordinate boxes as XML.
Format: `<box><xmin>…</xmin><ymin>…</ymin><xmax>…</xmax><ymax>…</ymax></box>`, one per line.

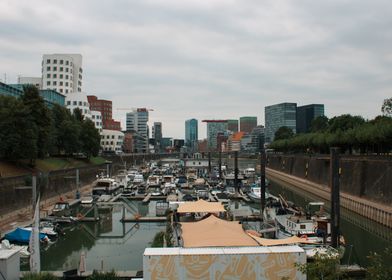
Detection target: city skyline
<box><xmin>1</xmin><ymin>1</ymin><xmax>391</xmax><ymax>138</ymax></box>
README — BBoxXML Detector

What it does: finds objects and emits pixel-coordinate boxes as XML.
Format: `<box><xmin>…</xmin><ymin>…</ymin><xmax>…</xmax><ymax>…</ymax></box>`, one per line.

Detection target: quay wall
<box><xmin>266</xmin><ymin>154</ymin><xmax>392</xmax><ymax>228</ymax></box>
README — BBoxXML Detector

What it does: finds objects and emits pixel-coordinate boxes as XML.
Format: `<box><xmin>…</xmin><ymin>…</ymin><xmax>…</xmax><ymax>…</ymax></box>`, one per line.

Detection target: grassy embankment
<box><xmin>0</xmin><ymin>156</ymin><xmax>107</xmax><ymax>177</ymax></box>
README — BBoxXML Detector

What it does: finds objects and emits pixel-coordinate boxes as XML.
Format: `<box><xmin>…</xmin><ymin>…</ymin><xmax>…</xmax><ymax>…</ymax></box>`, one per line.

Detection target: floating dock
<box><xmin>121</xmin><ymin>216</ymin><xmax>167</xmax><ymax>223</ymax></box>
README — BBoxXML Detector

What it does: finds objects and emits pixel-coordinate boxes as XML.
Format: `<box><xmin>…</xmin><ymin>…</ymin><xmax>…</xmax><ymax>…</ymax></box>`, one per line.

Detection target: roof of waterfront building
<box><xmin>176</xmin><ymin>199</ymin><xmax>226</xmax><ymax>213</ymax></box>
<box><xmin>180</xmin><ymin>215</ymin><xmax>258</xmax><ymax>247</ymax></box>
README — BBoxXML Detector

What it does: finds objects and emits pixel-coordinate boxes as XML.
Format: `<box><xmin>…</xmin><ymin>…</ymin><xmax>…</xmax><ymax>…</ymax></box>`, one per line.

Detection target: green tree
<box><xmin>80</xmin><ymin>119</ymin><xmax>101</xmax><ymax>158</ymax></box>
<box><xmin>51</xmin><ymin>104</ymin><xmax>71</xmax><ymax>155</ymax></box>
<box><xmin>21</xmin><ymin>85</ymin><xmax>52</xmax><ymax>158</ymax></box>
<box><xmin>328</xmin><ymin>114</ymin><xmax>365</xmax><ymax>133</ymax></box>
<box><xmin>366</xmin><ymin>248</ymin><xmax>392</xmax><ymax>280</ymax></box>
<box><xmin>381</xmin><ymin>97</ymin><xmax>392</xmax><ymax>116</ymax></box>
<box><xmin>311</xmin><ymin>116</ymin><xmax>329</xmax><ymax>132</ymax></box>
<box><xmin>0</xmin><ymin>96</ymin><xmax>38</xmax><ymax>162</ymax></box>
<box><xmin>274</xmin><ymin>126</ymin><xmax>294</xmax><ymax>141</ymax></box>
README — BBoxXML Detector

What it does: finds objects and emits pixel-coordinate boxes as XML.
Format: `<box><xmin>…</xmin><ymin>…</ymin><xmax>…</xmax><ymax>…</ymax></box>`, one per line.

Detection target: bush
<box><xmin>87</xmin><ymin>270</ymin><xmax>117</xmax><ymax>280</ymax></box>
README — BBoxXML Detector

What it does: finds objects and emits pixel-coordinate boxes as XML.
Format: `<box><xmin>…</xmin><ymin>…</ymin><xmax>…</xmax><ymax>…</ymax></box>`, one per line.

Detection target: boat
<box><xmin>0</xmin><ymin>239</ymin><xmax>30</xmax><ymax>258</ymax></box>
<box><xmin>24</xmin><ymin>221</ymin><xmax>58</xmax><ymax>240</ymax></box>
<box><xmin>4</xmin><ymin>228</ymin><xmax>49</xmax><ymax>244</ymax></box>
<box><xmin>92</xmin><ymin>177</ymin><xmax>120</xmax><ymax>196</ymax></box>
<box><xmin>52</xmin><ymin>201</ymin><xmax>72</xmax><ymax>217</ymax></box>
<box><xmin>81</xmin><ymin>195</ymin><xmax>94</xmax><ymax>205</ymax></box>
<box><xmin>247</xmin><ymin>183</ymin><xmax>276</xmax><ymax>202</ymax></box>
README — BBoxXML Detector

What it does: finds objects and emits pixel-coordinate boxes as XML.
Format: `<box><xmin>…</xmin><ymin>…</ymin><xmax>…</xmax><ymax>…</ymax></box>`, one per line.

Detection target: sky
<box><xmin>1</xmin><ymin>0</ymin><xmax>391</xmax><ymax>139</ymax></box>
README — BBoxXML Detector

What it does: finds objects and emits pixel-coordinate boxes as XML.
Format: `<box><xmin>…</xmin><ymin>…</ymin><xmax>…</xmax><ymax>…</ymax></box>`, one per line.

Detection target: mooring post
<box><xmin>330</xmin><ymin>147</ymin><xmax>340</xmax><ymax>248</ymax></box>
<box><xmin>234</xmin><ymin>151</ymin><xmax>239</xmax><ymax>193</ymax></box>
<box><xmin>260</xmin><ymin>149</ymin><xmax>266</xmax><ymax>221</ymax></box>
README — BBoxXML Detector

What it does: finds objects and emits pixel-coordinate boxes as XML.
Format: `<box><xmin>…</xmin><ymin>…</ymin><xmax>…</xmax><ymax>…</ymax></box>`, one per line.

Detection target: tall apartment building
<box><xmin>265</xmin><ymin>103</ymin><xmax>297</xmax><ymax>143</ymax></box>
<box><xmin>202</xmin><ymin>120</ymin><xmax>228</xmax><ymax>151</ymax></box>
<box><xmin>185</xmin><ymin>119</ymin><xmax>198</xmax><ymax>149</ymax></box>
<box><xmin>296</xmin><ymin>104</ymin><xmax>325</xmax><ymax>133</ymax></box>
<box><xmin>42</xmin><ymin>54</ymin><xmax>83</xmax><ymax>94</ymax></box>
<box><xmin>227</xmin><ymin>119</ymin><xmax>239</xmax><ymax>133</ymax></box>
<box><xmin>152</xmin><ymin>122</ymin><xmax>163</xmax><ymax>151</ymax></box>
<box><xmin>240</xmin><ymin>116</ymin><xmax>257</xmax><ymax>134</ymax></box>
<box><xmin>126</xmin><ymin>108</ymin><xmax>149</xmax><ymax>153</ymax></box>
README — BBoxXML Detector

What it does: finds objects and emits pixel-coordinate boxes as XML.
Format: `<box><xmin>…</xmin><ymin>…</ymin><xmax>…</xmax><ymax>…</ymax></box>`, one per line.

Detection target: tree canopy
<box><xmin>274</xmin><ymin>126</ymin><xmax>294</xmax><ymax>141</ymax></box>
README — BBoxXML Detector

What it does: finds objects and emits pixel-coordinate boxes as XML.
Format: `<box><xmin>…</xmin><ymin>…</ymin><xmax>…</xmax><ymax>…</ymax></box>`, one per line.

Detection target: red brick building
<box><xmin>87</xmin><ymin>95</ymin><xmax>121</xmax><ymax>131</ymax></box>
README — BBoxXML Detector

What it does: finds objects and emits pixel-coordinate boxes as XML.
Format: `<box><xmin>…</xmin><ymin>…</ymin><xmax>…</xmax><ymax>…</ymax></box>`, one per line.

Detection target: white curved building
<box><xmin>91</xmin><ymin>110</ymin><xmax>103</xmax><ymax>132</ymax></box>
<box><xmin>42</xmin><ymin>53</ymin><xmax>83</xmax><ymax>94</ymax></box>
<box><xmin>65</xmin><ymin>92</ymin><xmax>91</xmax><ymax>120</ymax></box>
<box><xmin>101</xmin><ymin>129</ymin><xmax>124</xmax><ymax>154</ymax></box>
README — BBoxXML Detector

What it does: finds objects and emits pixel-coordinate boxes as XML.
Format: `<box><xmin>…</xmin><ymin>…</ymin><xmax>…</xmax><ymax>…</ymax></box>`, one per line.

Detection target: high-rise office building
<box><xmin>265</xmin><ymin>103</ymin><xmax>297</xmax><ymax>143</ymax></box>
<box><xmin>126</xmin><ymin>108</ymin><xmax>149</xmax><ymax>152</ymax></box>
<box><xmin>296</xmin><ymin>104</ymin><xmax>325</xmax><ymax>133</ymax></box>
<box><xmin>185</xmin><ymin>119</ymin><xmax>198</xmax><ymax>149</ymax></box>
<box><xmin>240</xmin><ymin>116</ymin><xmax>257</xmax><ymax>134</ymax></box>
<box><xmin>202</xmin><ymin>120</ymin><xmax>228</xmax><ymax>150</ymax></box>
<box><xmin>42</xmin><ymin>54</ymin><xmax>83</xmax><ymax>94</ymax></box>
<box><xmin>227</xmin><ymin>119</ymin><xmax>239</xmax><ymax>133</ymax></box>
<box><xmin>152</xmin><ymin>122</ymin><xmax>162</xmax><ymax>151</ymax></box>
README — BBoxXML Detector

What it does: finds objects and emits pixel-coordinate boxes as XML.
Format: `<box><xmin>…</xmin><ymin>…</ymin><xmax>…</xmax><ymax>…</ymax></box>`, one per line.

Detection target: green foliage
<box><xmin>274</xmin><ymin>126</ymin><xmax>294</xmax><ymax>141</ymax></box>
<box><xmin>295</xmin><ymin>248</ymin><xmax>342</xmax><ymax>280</ymax></box>
<box><xmin>87</xmin><ymin>270</ymin><xmax>117</xmax><ymax>280</ymax></box>
<box><xmin>366</xmin><ymin>248</ymin><xmax>392</xmax><ymax>280</ymax></box>
<box><xmin>151</xmin><ymin>231</ymin><xmax>165</xmax><ymax>247</ymax></box>
<box><xmin>381</xmin><ymin>97</ymin><xmax>392</xmax><ymax>116</ymax></box>
<box><xmin>311</xmin><ymin>116</ymin><xmax>329</xmax><ymax>132</ymax></box>
<box><xmin>270</xmin><ymin>114</ymin><xmax>392</xmax><ymax>154</ymax></box>
<box><xmin>0</xmin><ymin>93</ymin><xmax>102</xmax><ymax>162</ymax></box>
<box><xmin>21</xmin><ymin>272</ymin><xmax>57</xmax><ymax>280</ymax></box>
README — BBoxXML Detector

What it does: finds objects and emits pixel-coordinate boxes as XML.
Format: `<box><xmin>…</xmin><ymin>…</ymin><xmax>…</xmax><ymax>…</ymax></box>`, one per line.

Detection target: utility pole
<box><xmin>330</xmin><ymin>147</ymin><xmax>340</xmax><ymax>248</ymax></box>
<box><xmin>32</xmin><ymin>175</ymin><xmax>37</xmax><ymax>218</ymax></box>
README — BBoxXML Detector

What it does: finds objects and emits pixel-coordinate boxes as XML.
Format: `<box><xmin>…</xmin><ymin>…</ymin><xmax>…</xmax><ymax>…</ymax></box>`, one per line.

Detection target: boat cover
<box><xmin>177</xmin><ymin>199</ymin><xmax>226</xmax><ymax>213</ymax></box>
<box><xmin>4</xmin><ymin>227</ymin><xmax>48</xmax><ymax>244</ymax></box>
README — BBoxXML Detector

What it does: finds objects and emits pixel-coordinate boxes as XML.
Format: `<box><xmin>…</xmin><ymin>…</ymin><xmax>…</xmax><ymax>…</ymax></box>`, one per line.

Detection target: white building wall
<box><xmin>17</xmin><ymin>76</ymin><xmax>43</xmax><ymax>89</ymax></box>
<box><xmin>42</xmin><ymin>53</ymin><xmax>83</xmax><ymax>94</ymax></box>
<box><xmin>91</xmin><ymin>110</ymin><xmax>103</xmax><ymax>132</ymax></box>
<box><xmin>101</xmin><ymin>129</ymin><xmax>124</xmax><ymax>153</ymax></box>
<box><xmin>65</xmin><ymin>92</ymin><xmax>91</xmax><ymax>120</ymax></box>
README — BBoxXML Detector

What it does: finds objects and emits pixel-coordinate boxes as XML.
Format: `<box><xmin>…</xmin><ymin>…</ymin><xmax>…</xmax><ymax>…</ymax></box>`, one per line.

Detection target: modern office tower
<box><xmin>240</xmin><ymin>116</ymin><xmax>257</xmax><ymax>134</ymax></box>
<box><xmin>126</xmin><ymin>108</ymin><xmax>149</xmax><ymax>152</ymax></box>
<box><xmin>296</xmin><ymin>104</ymin><xmax>325</xmax><ymax>133</ymax></box>
<box><xmin>202</xmin><ymin>120</ymin><xmax>228</xmax><ymax>151</ymax></box>
<box><xmin>265</xmin><ymin>103</ymin><xmax>297</xmax><ymax>143</ymax></box>
<box><xmin>227</xmin><ymin>119</ymin><xmax>239</xmax><ymax>133</ymax></box>
<box><xmin>250</xmin><ymin>125</ymin><xmax>265</xmax><ymax>151</ymax></box>
<box><xmin>152</xmin><ymin>122</ymin><xmax>163</xmax><ymax>150</ymax></box>
<box><xmin>42</xmin><ymin>53</ymin><xmax>83</xmax><ymax>94</ymax></box>
<box><xmin>185</xmin><ymin>119</ymin><xmax>198</xmax><ymax>149</ymax></box>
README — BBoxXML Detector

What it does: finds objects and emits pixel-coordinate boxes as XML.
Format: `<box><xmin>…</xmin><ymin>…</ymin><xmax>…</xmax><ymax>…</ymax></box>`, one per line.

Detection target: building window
<box><xmin>65</xmin><ymin>89</ymin><xmax>68</xmax><ymax>93</ymax></box>
<box><xmin>53</xmin><ymin>59</ymin><xmax>57</xmax><ymax>64</ymax></box>
<box><xmin>53</xmin><ymin>81</ymin><xmax>57</xmax><ymax>86</ymax></box>
<box><xmin>65</xmin><ymin>68</ymin><xmax>69</xmax><ymax>73</ymax></box>
<box><xmin>60</xmin><ymin>67</ymin><xmax>63</xmax><ymax>72</ymax></box>
<box><xmin>60</xmin><ymin>74</ymin><xmax>63</xmax><ymax>79</ymax></box>
<box><xmin>47</xmin><ymin>74</ymin><xmax>50</xmax><ymax>78</ymax></box>
<box><xmin>66</xmin><ymin>61</ymin><xmax>69</xmax><ymax>65</ymax></box>
<box><xmin>53</xmin><ymin>66</ymin><xmax>57</xmax><ymax>71</ymax></box>
<box><xmin>79</xmin><ymin>101</ymin><xmax>82</xmax><ymax>106</ymax></box>
<box><xmin>67</xmin><ymin>101</ymin><xmax>71</xmax><ymax>105</ymax></box>
<box><xmin>73</xmin><ymin>101</ymin><xmax>77</xmax><ymax>105</ymax></box>
<box><xmin>47</xmin><ymin>81</ymin><xmax>51</xmax><ymax>86</ymax></box>
<box><xmin>46</xmin><ymin>59</ymin><xmax>50</xmax><ymax>64</ymax></box>
<box><xmin>65</xmin><ymin>82</ymin><xmax>69</xmax><ymax>86</ymax></box>
<box><xmin>53</xmin><ymin>74</ymin><xmax>57</xmax><ymax>78</ymax></box>
<box><xmin>112</xmin><ymin>135</ymin><xmax>115</xmax><ymax>139</ymax></box>
<box><xmin>60</xmin><ymin>81</ymin><xmax>63</xmax><ymax>86</ymax></box>
<box><xmin>60</xmin><ymin>89</ymin><xmax>63</xmax><ymax>93</ymax></box>
<box><xmin>47</xmin><ymin>66</ymin><xmax>50</xmax><ymax>71</ymax></box>
<box><xmin>65</xmin><ymin>75</ymin><xmax>68</xmax><ymax>79</ymax></box>
<box><xmin>60</xmin><ymin>60</ymin><xmax>63</xmax><ymax>64</ymax></box>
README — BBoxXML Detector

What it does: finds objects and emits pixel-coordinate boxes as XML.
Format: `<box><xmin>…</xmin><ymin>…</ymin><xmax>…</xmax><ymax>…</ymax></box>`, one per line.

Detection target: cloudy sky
<box><xmin>1</xmin><ymin>0</ymin><xmax>391</xmax><ymax>138</ymax></box>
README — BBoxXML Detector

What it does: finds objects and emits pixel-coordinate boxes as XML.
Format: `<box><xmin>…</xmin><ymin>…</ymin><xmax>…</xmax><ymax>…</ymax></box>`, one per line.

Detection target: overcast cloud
<box><xmin>1</xmin><ymin>0</ymin><xmax>391</xmax><ymax>138</ymax></box>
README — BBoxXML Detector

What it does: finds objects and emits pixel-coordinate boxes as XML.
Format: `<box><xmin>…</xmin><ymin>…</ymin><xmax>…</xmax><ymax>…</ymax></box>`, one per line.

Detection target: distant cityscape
<box><xmin>0</xmin><ymin>53</ymin><xmax>325</xmax><ymax>155</ymax></box>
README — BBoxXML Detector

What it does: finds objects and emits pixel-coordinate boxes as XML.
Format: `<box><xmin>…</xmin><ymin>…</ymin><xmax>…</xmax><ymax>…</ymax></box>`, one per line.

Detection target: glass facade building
<box><xmin>204</xmin><ymin>120</ymin><xmax>228</xmax><ymax>150</ymax></box>
<box><xmin>185</xmin><ymin>119</ymin><xmax>198</xmax><ymax>149</ymax></box>
<box><xmin>240</xmin><ymin>116</ymin><xmax>257</xmax><ymax>134</ymax></box>
<box><xmin>265</xmin><ymin>103</ymin><xmax>297</xmax><ymax>143</ymax></box>
<box><xmin>227</xmin><ymin>119</ymin><xmax>239</xmax><ymax>133</ymax></box>
<box><xmin>296</xmin><ymin>104</ymin><xmax>325</xmax><ymax>133</ymax></box>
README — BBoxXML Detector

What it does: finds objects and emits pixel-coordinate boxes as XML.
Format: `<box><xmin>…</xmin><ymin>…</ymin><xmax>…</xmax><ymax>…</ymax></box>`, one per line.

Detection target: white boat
<box><xmin>92</xmin><ymin>177</ymin><xmax>120</xmax><ymax>196</ymax></box>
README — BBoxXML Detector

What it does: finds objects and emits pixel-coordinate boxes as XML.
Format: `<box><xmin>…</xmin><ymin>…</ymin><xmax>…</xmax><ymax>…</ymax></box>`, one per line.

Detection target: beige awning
<box><xmin>248</xmin><ymin>233</ymin><xmax>316</xmax><ymax>246</ymax></box>
<box><xmin>177</xmin><ymin>199</ymin><xmax>226</xmax><ymax>213</ymax></box>
<box><xmin>180</xmin><ymin>215</ymin><xmax>258</xmax><ymax>247</ymax></box>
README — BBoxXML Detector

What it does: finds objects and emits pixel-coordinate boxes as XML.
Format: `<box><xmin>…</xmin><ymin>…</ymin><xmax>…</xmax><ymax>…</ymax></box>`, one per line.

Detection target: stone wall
<box><xmin>267</xmin><ymin>154</ymin><xmax>392</xmax><ymax>205</ymax></box>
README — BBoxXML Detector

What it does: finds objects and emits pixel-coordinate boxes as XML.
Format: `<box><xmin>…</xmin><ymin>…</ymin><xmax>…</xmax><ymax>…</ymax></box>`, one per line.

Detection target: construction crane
<box><xmin>115</xmin><ymin>108</ymin><xmax>154</xmax><ymax>111</ymax></box>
